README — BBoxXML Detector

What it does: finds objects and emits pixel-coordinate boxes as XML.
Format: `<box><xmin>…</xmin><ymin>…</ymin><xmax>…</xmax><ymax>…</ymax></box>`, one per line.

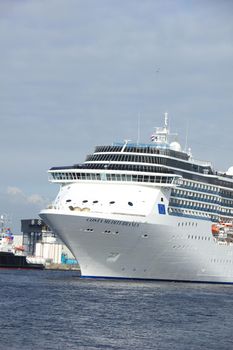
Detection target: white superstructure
<box><xmin>40</xmin><ymin>114</ymin><xmax>233</xmax><ymax>283</ymax></box>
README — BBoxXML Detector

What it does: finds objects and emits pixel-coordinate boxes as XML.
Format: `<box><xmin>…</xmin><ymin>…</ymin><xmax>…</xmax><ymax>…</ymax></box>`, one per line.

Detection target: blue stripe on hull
<box><xmin>80</xmin><ymin>275</ymin><xmax>233</xmax><ymax>285</ymax></box>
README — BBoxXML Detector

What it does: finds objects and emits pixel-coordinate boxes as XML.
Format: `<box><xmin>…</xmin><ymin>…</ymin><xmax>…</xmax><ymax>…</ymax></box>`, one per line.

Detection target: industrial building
<box><xmin>21</xmin><ymin>218</ymin><xmax>78</xmax><ymax>266</ymax></box>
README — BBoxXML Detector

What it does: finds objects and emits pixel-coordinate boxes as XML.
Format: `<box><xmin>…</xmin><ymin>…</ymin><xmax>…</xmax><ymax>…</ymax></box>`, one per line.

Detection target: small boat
<box><xmin>0</xmin><ymin>216</ymin><xmax>44</xmax><ymax>270</ymax></box>
<box><xmin>0</xmin><ymin>251</ymin><xmax>45</xmax><ymax>269</ymax></box>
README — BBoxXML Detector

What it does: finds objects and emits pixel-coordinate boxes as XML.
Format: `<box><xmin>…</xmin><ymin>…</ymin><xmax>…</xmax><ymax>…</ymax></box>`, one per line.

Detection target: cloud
<box><xmin>7</xmin><ymin>186</ymin><xmax>49</xmax><ymax>207</ymax></box>
<box><xmin>27</xmin><ymin>194</ymin><xmax>46</xmax><ymax>206</ymax></box>
<box><xmin>7</xmin><ymin>186</ymin><xmax>24</xmax><ymax>196</ymax></box>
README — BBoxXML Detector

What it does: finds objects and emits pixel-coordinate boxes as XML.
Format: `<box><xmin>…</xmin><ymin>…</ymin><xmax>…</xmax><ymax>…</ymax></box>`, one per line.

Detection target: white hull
<box><xmin>40</xmin><ymin>208</ymin><xmax>233</xmax><ymax>283</ymax></box>
<box><xmin>40</xmin><ymin>114</ymin><xmax>233</xmax><ymax>283</ymax></box>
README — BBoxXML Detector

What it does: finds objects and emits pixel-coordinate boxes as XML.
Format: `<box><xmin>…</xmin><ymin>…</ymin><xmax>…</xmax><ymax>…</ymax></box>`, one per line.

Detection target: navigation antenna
<box><xmin>164</xmin><ymin>112</ymin><xmax>168</xmax><ymax>129</ymax></box>
<box><xmin>137</xmin><ymin>113</ymin><xmax>141</xmax><ymax>145</ymax></box>
<box><xmin>184</xmin><ymin>119</ymin><xmax>189</xmax><ymax>153</ymax></box>
<box><xmin>0</xmin><ymin>214</ymin><xmax>10</xmax><ymax>234</ymax></box>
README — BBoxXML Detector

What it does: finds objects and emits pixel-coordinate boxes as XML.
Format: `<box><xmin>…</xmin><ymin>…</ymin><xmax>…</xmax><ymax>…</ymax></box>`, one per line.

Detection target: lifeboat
<box><xmin>220</xmin><ymin>222</ymin><xmax>233</xmax><ymax>227</ymax></box>
<box><xmin>15</xmin><ymin>245</ymin><xmax>25</xmax><ymax>252</ymax></box>
<box><xmin>212</xmin><ymin>222</ymin><xmax>233</xmax><ymax>239</ymax></box>
<box><xmin>211</xmin><ymin>224</ymin><xmax>220</xmax><ymax>234</ymax></box>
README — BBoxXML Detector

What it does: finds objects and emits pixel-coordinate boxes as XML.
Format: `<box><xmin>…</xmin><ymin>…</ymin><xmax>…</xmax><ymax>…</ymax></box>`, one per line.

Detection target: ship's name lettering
<box><xmin>86</xmin><ymin>218</ymin><xmax>139</xmax><ymax>227</ymax></box>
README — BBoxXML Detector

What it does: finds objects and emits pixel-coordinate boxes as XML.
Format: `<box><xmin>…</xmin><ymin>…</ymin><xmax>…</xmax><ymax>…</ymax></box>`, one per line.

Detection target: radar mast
<box><xmin>151</xmin><ymin>112</ymin><xmax>170</xmax><ymax>146</ymax></box>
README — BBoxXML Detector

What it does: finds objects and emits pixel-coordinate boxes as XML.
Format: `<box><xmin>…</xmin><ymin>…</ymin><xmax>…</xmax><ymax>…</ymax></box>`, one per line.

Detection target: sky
<box><xmin>0</xmin><ymin>0</ymin><xmax>233</xmax><ymax>233</ymax></box>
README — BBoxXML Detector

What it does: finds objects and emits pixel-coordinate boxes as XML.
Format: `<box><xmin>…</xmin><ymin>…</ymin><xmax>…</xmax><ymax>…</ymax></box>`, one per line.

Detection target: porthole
<box><xmin>109</xmin><ymin>201</ymin><xmax>115</xmax><ymax>204</ymax></box>
<box><xmin>66</xmin><ymin>199</ymin><xmax>71</xmax><ymax>202</ymax></box>
<box><xmin>93</xmin><ymin>200</ymin><xmax>98</xmax><ymax>204</ymax></box>
<box><xmin>128</xmin><ymin>202</ymin><xmax>133</xmax><ymax>206</ymax></box>
<box><xmin>82</xmin><ymin>200</ymin><xmax>88</xmax><ymax>203</ymax></box>
<box><xmin>85</xmin><ymin>228</ymin><xmax>93</xmax><ymax>232</ymax></box>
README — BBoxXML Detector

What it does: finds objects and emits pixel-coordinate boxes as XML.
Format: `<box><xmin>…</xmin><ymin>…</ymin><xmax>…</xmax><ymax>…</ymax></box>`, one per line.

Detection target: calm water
<box><xmin>0</xmin><ymin>270</ymin><xmax>233</xmax><ymax>350</ymax></box>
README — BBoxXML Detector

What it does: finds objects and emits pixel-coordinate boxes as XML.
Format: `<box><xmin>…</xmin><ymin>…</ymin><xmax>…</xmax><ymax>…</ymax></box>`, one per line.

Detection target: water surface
<box><xmin>0</xmin><ymin>270</ymin><xmax>232</xmax><ymax>349</ymax></box>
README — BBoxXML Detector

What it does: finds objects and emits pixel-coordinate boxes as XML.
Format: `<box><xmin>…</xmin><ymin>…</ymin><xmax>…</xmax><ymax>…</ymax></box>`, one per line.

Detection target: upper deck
<box><xmin>48</xmin><ymin>113</ymin><xmax>233</xmax><ymax>189</ymax></box>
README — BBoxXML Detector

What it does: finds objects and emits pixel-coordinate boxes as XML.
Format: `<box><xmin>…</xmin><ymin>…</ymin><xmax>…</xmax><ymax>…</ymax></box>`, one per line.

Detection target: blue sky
<box><xmin>0</xmin><ymin>0</ymin><xmax>233</xmax><ymax>233</ymax></box>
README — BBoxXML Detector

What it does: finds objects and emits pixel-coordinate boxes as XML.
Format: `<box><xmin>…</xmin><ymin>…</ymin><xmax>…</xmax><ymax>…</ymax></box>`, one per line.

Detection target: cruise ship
<box><xmin>40</xmin><ymin>113</ymin><xmax>233</xmax><ymax>283</ymax></box>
